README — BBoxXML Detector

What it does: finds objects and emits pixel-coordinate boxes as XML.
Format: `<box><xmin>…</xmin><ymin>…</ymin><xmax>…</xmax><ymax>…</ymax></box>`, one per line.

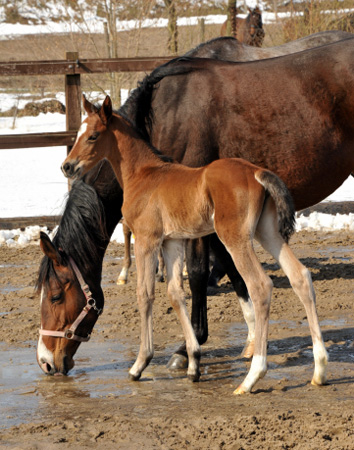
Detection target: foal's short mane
<box><xmin>36</xmin><ymin>180</ymin><xmax>108</xmax><ymax>290</ymax></box>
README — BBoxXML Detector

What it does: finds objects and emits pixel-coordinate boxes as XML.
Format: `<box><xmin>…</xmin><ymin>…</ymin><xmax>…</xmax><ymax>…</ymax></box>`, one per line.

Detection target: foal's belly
<box><xmin>163</xmin><ymin>215</ymin><xmax>215</xmax><ymax>240</ymax></box>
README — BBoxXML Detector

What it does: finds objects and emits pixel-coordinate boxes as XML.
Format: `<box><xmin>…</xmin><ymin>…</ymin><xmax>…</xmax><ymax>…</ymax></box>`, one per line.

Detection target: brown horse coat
<box><xmin>61</xmin><ymin>97</ymin><xmax>328</xmax><ymax>394</ymax></box>
<box><xmin>146</xmin><ymin>38</ymin><xmax>354</xmax><ymax>210</ymax></box>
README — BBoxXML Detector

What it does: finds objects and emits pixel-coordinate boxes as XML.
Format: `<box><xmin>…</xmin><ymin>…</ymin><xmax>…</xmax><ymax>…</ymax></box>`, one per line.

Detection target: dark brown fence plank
<box><xmin>0</xmin><ymin>56</ymin><xmax>172</xmax><ymax>76</ymax></box>
<box><xmin>0</xmin><ymin>131</ymin><xmax>77</xmax><ymax>149</ymax></box>
<box><xmin>0</xmin><ymin>216</ymin><xmax>61</xmax><ymax>230</ymax></box>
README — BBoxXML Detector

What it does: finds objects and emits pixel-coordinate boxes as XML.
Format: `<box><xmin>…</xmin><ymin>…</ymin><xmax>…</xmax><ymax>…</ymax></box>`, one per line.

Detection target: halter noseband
<box><xmin>39</xmin><ymin>256</ymin><xmax>102</xmax><ymax>342</ymax></box>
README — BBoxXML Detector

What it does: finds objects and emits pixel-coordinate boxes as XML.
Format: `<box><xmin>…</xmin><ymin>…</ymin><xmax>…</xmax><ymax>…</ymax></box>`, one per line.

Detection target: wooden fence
<box><xmin>0</xmin><ymin>53</ymin><xmax>171</xmax><ymax>229</ymax></box>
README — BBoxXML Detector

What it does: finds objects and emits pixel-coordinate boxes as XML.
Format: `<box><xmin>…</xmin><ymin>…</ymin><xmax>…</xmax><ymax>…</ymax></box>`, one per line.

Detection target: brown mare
<box><xmin>117</xmin><ymin>29</ymin><xmax>353</xmax><ymax>286</ymax></box>
<box><xmin>36</xmin><ymin>33</ymin><xmax>353</xmax><ymax>378</ymax></box>
<box><xmin>220</xmin><ymin>7</ymin><xmax>265</xmax><ymax>47</ymax></box>
<box><xmin>60</xmin><ymin>95</ymin><xmax>328</xmax><ymax>394</ymax></box>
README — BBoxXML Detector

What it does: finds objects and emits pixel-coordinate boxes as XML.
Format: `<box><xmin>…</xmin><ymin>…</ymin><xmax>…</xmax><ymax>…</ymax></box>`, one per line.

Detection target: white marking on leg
<box><xmin>312</xmin><ymin>340</ymin><xmax>328</xmax><ymax>385</ymax></box>
<box><xmin>239</xmin><ymin>355</ymin><xmax>267</xmax><ymax>393</ymax></box>
<box><xmin>117</xmin><ymin>267</ymin><xmax>129</xmax><ymax>284</ymax></box>
<box><xmin>239</xmin><ymin>296</ymin><xmax>255</xmax><ymax>342</ymax></box>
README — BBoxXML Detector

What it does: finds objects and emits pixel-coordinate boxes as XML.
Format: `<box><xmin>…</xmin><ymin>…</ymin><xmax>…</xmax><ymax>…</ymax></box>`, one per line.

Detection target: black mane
<box><xmin>36</xmin><ymin>180</ymin><xmax>108</xmax><ymax>290</ymax></box>
<box><xmin>118</xmin><ymin>56</ymin><xmax>203</xmax><ymax>142</ymax></box>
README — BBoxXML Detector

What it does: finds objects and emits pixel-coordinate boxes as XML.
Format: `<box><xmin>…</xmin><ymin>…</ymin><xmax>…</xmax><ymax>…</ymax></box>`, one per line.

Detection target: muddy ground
<box><xmin>0</xmin><ymin>225</ymin><xmax>353</xmax><ymax>449</ymax></box>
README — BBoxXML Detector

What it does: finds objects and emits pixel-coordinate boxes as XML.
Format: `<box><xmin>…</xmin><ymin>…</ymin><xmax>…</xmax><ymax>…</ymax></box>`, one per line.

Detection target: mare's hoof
<box><xmin>117</xmin><ymin>279</ymin><xmax>127</xmax><ymax>286</ymax></box>
<box><xmin>128</xmin><ymin>372</ymin><xmax>141</xmax><ymax>381</ymax></box>
<box><xmin>167</xmin><ymin>354</ymin><xmax>188</xmax><ymax>370</ymax></box>
<box><xmin>156</xmin><ymin>275</ymin><xmax>165</xmax><ymax>283</ymax></box>
<box><xmin>187</xmin><ymin>371</ymin><xmax>201</xmax><ymax>382</ymax></box>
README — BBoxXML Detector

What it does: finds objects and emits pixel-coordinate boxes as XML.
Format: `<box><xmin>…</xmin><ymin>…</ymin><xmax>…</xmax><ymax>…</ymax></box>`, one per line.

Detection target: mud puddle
<box><xmin>1</xmin><ymin>318</ymin><xmax>353</xmax><ymax>432</ymax></box>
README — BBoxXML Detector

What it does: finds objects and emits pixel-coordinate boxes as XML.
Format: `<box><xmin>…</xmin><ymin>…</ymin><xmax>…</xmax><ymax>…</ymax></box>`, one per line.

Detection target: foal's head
<box><xmin>37</xmin><ymin>232</ymin><xmax>101</xmax><ymax>375</ymax></box>
<box><xmin>62</xmin><ymin>95</ymin><xmax>113</xmax><ymax>180</ymax></box>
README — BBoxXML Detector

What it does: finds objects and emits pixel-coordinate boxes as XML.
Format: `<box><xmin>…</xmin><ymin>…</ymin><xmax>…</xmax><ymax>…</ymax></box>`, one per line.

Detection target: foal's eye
<box><xmin>87</xmin><ymin>132</ymin><xmax>100</xmax><ymax>142</ymax></box>
<box><xmin>51</xmin><ymin>293</ymin><xmax>62</xmax><ymax>303</ymax></box>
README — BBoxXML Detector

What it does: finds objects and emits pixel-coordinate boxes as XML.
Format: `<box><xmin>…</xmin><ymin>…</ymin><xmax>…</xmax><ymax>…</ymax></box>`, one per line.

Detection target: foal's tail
<box><xmin>256</xmin><ymin>170</ymin><xmax>296</xmax><ymax>243</ymax></box>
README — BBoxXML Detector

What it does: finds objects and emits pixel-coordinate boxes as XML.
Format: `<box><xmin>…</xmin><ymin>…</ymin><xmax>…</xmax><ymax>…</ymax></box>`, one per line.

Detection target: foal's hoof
<box><xmin>233</xmin><ymin>384</ymin><xmax>248</xmax><ymax>395</ymax></box>
<box><xmin>241</xmin><ymin>341</ymin><xmax>255</xmax><ymax>359</ymax></box>
<box><xmin>311</xmin><ymin>378</ymin><xmax>328</xmax><ymax>387</ymax></box>
<box><xmin>167</xmin><ymin>354</ymin><xmax>188</xmax><ymax>370</ymax></box>
<box><xmin>117</xmin><ymin>279</ymin><xmax>127</xmax><ymax>286</ymax></box>
<box><xmin>187</xmin><ymin>370</ymin><xmax>201</xmax><ymax>382</ymax></box>
<box><xmin>128</xmin><ymin>372</ymin><xmax>141</xmax><ymax>381</ymax></box>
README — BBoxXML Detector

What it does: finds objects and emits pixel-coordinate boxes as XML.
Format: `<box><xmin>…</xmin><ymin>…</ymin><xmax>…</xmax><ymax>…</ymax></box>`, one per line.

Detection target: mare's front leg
<box><xmin>210</xmin><ymin>234</ymin><xmax>255</xmax><ymax>358</ymax></box>
<box><xmin>117</xmin><ymin>221</ymin><xmax>132</xmax><ymax>285</ymax></box>
<box><xmin>163</xmin><ymin>239</ymin><xmax>201</xmax><ymax>381</ymax></box>
<box><xmin>129</xmin><ymin>238</ymin><xmax>159</xmax><ymax>381</ymax></box>
<box><xmin>167</xmin><ymin>236</ymin><xmax>209</xmax><ymax>369</ymax></box>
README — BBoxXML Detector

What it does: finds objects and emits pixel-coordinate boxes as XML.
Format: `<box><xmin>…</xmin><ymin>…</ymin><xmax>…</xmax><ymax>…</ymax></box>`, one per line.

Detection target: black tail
<box><xmin>119</xmin><ymin>57</ymin><xmax>204</xmax><ymax>139</ymax></box>
<box><xmin>256</xmin><ymin>170</ymin><xmax>296</xmax><ymax>243</ymax></box>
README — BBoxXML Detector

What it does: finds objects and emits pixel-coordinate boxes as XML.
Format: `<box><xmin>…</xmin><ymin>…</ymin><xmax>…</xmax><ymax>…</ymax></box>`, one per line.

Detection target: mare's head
<box><xmin>62</xmin><ymin>95</ymin><xmax>113</xmax><ymax>180</ymax></box>
<box><xmin>36</xmin><ymin>180</ymin><xmax>108</xmax><ymax>375</ymax></box>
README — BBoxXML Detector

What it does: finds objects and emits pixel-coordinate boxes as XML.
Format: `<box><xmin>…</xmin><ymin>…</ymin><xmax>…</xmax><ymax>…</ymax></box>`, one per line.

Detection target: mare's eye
<box><xmin>88</xmin><ymin>132</ymin><xmax>100</xmax><ymax>142</ymax></box>
<box><xmin>51</xmin><ymin>293</ymin><xmax>62</xmax><ymax>303</ymax></box>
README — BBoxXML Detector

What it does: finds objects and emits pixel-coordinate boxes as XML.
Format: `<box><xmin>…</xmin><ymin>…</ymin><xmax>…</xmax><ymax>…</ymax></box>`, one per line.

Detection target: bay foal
<box><xmin>61</xmin><ymin>96</ymin><xmax>328</xmax><ymax>394</ymax></box>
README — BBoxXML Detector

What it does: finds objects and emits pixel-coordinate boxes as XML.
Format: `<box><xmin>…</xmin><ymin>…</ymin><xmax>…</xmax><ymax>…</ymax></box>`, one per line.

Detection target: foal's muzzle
<box><xmin>61</xmin><ymin>160</ymin><xmax>80</xmax><ymax>179</ymax></box>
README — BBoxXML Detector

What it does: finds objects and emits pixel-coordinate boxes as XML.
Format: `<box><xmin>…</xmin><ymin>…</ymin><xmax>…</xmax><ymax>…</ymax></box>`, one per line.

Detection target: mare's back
<box><xmin>149</xmin><ymin>38</ymin><xmax>354</xmax><ymax>207</ymax></box>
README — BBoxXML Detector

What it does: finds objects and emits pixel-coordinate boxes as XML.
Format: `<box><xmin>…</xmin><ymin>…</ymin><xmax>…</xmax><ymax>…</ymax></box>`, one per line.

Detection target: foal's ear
<box><xmin>99</xmin><ymin>95</ymin><xmax>112</xmax><ymax>126</ymax></box>
<box><xmin>82</xmin><ymin>95</ymin><xmax>99</xmax><ymax>116</ymax></box>
<box><xmin>39</xmin><ymin>232</ymin><xmax>61</xmax><ymax>265</ymax></box>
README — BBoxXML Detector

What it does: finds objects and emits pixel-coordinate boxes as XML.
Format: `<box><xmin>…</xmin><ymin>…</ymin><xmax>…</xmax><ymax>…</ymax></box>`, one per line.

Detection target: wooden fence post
<box><xmin>65</xmin><ymin>51</ymin><xmax>81</xmax><ymax>189</ymax></box>
<box><xmin>65</xmin><ymin>51</ymin><xmax>81</xmax><ymax>155</ymax></box>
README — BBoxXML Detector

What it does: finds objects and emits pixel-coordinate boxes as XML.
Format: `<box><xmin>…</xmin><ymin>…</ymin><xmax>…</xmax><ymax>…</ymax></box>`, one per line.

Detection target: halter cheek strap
<box><xmin>39</xmin><ymin>257</ymin><xmax>102</xmax><ymax>342</ymax></box>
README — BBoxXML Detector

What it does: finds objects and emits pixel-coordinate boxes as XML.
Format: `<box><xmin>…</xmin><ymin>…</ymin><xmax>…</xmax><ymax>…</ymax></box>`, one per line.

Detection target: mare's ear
<box><xmin>83</xmin><ymin>94</ymin><xmax>99</xmax><ymax>115</ymax></box>
<box><xmin>39</xmin><ymin>232</ymin><xmax>61</xmax><ymax>265</ymax></box>
<box><xmin>99</xmin><ymin>95</ymin><xmax>112</xmax><ymax>126</ymax></box>
<box><xmin>248</xmin><ymin>6</ymin><xmax>252</xmax><ymax>13</ymax></box>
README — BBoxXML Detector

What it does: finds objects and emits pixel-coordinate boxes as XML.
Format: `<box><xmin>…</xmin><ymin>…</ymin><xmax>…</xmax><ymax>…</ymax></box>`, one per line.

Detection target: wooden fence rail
<box><xmin>0</xmin><ymin>53</ymin><xmax>172</xmax><ymax>228</ymax></box>
<box><xmin>0</xmin><ymin>54</ymin><xmax>172</xmax><ymax>151</ymax></box>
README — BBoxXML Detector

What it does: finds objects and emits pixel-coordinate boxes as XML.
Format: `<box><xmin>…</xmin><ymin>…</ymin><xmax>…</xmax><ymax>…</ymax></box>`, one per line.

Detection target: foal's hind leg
<box><xmin>117</xmin><ymin>221</ymin><xmax>132</xmax><ymax>285</ymax></box>
<box><xmin>256</xmin><ymin>210</ymin><xmax>328</xmax><ymax>387</ymax></box>
<box><xmin>221</xmin><ymin>239</ymin><xmax>273</xmax><ymax>394</ymax></box>
<box><xmin>128</xmin><ymin>238</ymin><xmax>159</xmax><ymax>381</ymax></box>
<box><xmin>163</xmin><ymin>239</ymin><xmax>201</xmax><ymax>381</ymax></box>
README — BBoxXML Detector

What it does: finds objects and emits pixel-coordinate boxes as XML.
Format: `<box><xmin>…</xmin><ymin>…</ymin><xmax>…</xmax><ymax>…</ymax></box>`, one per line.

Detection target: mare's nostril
<box><xmin>41</xmin><ymin>362</ymin><xmax>53</xmax><ymax>374</ymax></box>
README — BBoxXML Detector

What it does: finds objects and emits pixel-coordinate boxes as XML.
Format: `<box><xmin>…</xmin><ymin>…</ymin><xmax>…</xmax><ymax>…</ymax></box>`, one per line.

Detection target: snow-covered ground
<box><xmin>0</xmin><ymin>109</ymin><xmax>353</xmax><ymax>247</ymax></box>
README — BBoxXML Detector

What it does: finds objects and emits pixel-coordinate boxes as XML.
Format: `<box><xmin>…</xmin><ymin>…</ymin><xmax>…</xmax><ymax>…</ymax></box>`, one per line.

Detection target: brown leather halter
<box><xmin>39</xmin><ymin>256</ymin><xmax>102</xmax><ymax>342</ymax></box>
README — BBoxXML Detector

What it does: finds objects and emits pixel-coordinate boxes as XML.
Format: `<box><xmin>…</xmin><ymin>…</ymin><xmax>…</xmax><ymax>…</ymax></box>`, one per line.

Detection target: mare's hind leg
<box><xmin>163</xmin><ymin>239</ymin><xmax>201</xmax><ymax>381</ymax></box>
<box><xmin>256</xmin><ymin>206</ymin><xmax>328</xmax><ymax>387</ymax></box>
<box><xmin>167</xmin><ymin>237</ymin><xmax>209</xmax><ymax>370</ymax></box>
<box><xmin>128</xmin><ymin>238</ymin><xmax>159</xmax><ymax>381</ymax></box>
<box><xmin>210</xmin><ymin>234</ymin><xmax>255</xmax><ymax>358</ymax></box>
<box><xmin>117</xmin><ymin>221</ymin><xmax>132</xmax><ymax>285</ymax></box>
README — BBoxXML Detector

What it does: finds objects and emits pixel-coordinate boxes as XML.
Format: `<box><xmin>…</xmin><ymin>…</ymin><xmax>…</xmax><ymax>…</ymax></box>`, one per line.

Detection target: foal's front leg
<box><xmin>163</xmin><ymin>239</ymin><xmax>201</xmax><ymax>381</ymax></box>
<box><xmin>129</xmin><ymin>239</ymin><xmax>159</xmax><ymax>381</ymax></box>
<box><xmin>117</xmin><ymin>221</ymin><xmax>132</xmax><ymax>285</ymax></box>
<box><xmin>167</xmin><ymin>237</ymin><xmax>209</xmax><ymax>369</ymax></box>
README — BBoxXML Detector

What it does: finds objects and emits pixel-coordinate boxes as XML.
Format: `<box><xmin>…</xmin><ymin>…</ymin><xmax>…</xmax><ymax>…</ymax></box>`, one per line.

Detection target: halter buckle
<box><xmin>64</xmin><ymin>329</ymin><xmax>75</xmax><ymax>340</ymax></box>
